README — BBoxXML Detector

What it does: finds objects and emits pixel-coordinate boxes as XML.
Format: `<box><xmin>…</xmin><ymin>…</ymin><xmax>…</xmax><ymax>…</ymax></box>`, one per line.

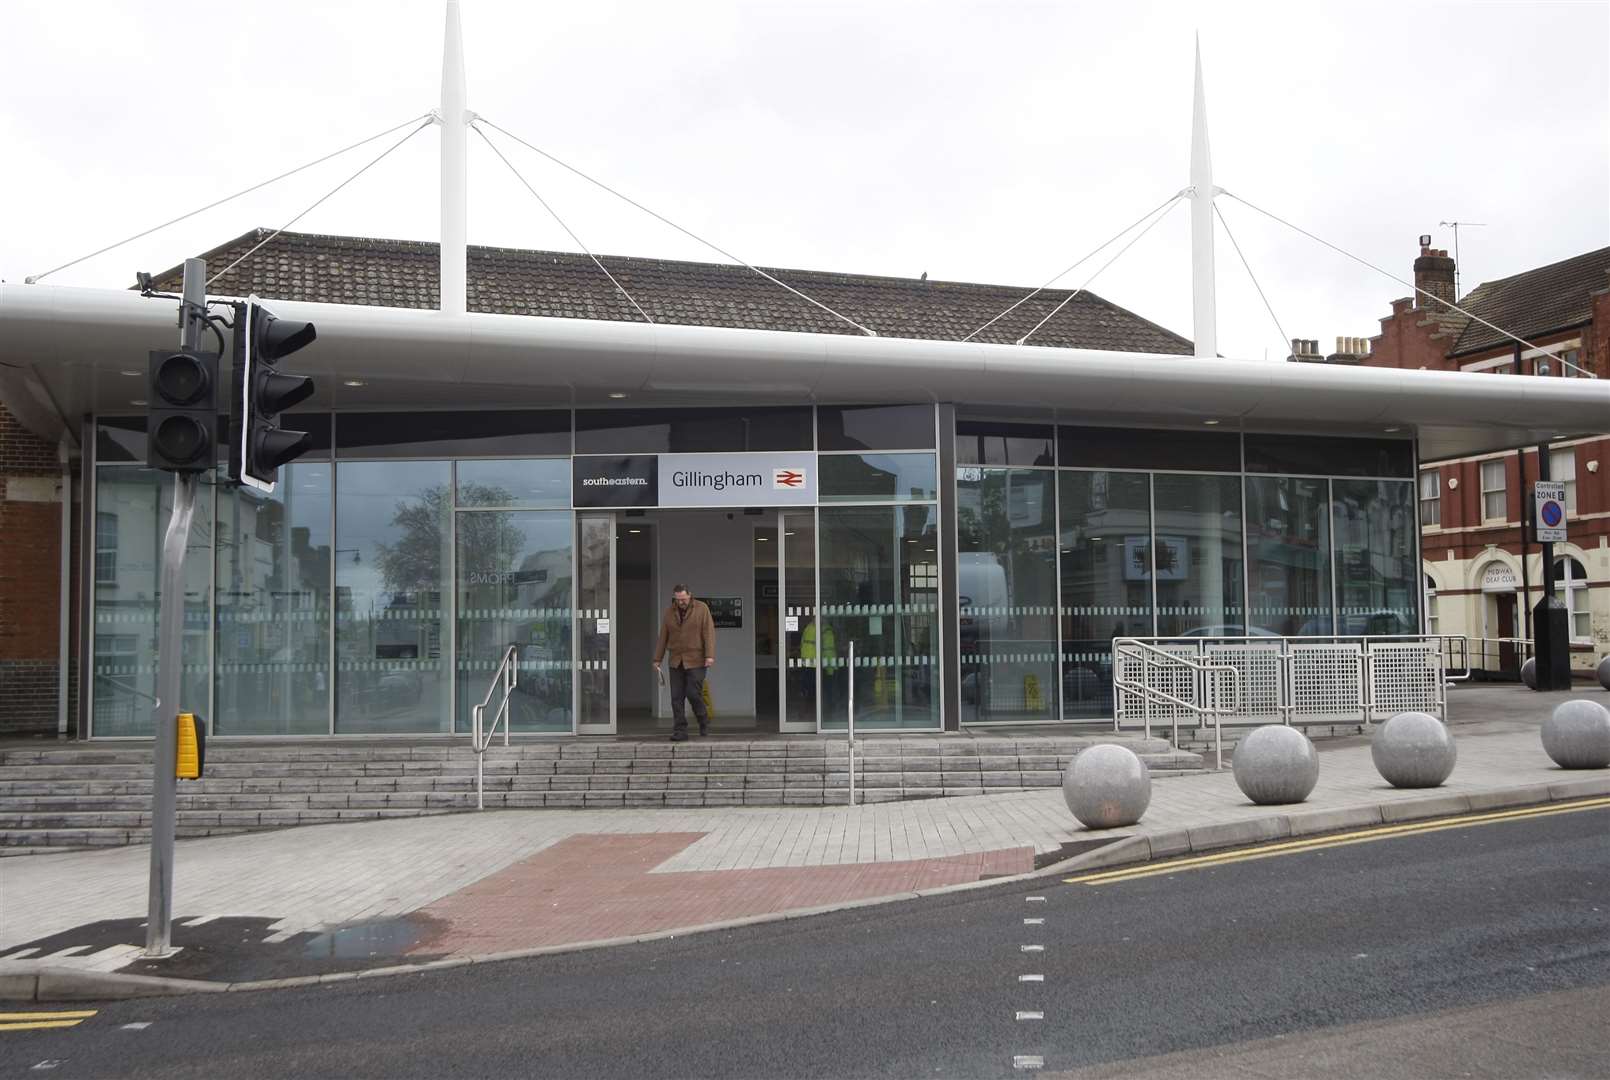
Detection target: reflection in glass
<box><xmin>215</xmin><ymin>463</ymin><xmax>332</xmax><ymax>735</ymax></box>
<box><xmin>337</xmin><ymin>410</ymin><xmax>570</xmax><ymax>458</ymax></box>
<box><xmin>91</xmin><ymin>466</ymin><xmax>214</xmax><ymax>736</ymax></box>
<box><xmin>1332</xmin><ymin>479</ymin><xmax>1417</xmax><ymax>635</ymax></box>
<box><xmin>455</xmin><ymin>459</ymin><xmax>570</xmax><ymax>508</ymax></box>
<box><xmin>957</xmin><ymin>469</ymin><xmax>1058</xmax><ymax>722</ymax></box>
<box><xmin>576</xmin><ymin>515</ymin><xmax>613</xmax><ymax>728</ymax></box>
<box><xmin>1244</xmin><ymin>476</ymin><xmax>1332</xmax><ymax>637</ymax></box>
<box><xmin>1153</xmin><ymin>474</ymin><xmax>1244</xmax><ymax>637</ymax></box>
<box><xmin>817</xmin><ymin>405</ymin><xmax>935</xmax><ymax>451</ymax></box>
<box><xmin>335</xmin><ymin>461</ymin><xmax>452</xmax><ymax>733</ymax></box>
<box><xmin>818</xmin><ymin>506</ymin><xmax>939</xmax><ymax>729</ymax></box>
<box><xmin>456</xmin><ymin>511</ymin><xmax>572</xmax><ymax>732</ymax></box>
<box><xmin>782</xmin><ymin>512</ymin><xmax>819</xmax><ymax>729</ymax></box>
<box><xmin>955</xmin><ymin>420</ymin><xmax>1056</xmax><ymax>467</ymax></box>
<box><xmin>1058</xmin><ymin>471</ymin><xmax>1152</xmax><ymax>719</ymax></box>
<box><xmin>818</xmin><ymin>453</ymin><xmax>938</xmax><ymax>502</ymax></box>
<box><xmin>575</xmin><ymin>406</ymin><xmax>812</xmax><ymax>454</ymax></box>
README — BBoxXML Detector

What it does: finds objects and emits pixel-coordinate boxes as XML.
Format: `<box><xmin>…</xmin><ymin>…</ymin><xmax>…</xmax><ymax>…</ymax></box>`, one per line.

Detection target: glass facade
<box><xmin>335</xmin><ymin>461</ymin><xmax>453</xmax><ymax>733</ymax></box>
<box><xmin>958</xmin><ymin>468</ymin><xmax>1058</xmax><ymax>722</ymax></box>
<box><xmin>87</xmin><ymin>411</ymin><xmax>1419</xmax><ymax>736</ymax></box>
<box><xmin>215</xmin><ymin>462</ymin><xmax>332</xmax><ymax>735</ymax></box>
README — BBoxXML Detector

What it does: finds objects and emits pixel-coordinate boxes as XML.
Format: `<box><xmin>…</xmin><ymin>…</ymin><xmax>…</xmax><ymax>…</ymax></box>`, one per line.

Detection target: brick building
<box><xmin>1353</xmin><ymin>243</ymin><xmax>1610</xmax><ymax>674</ymax></box>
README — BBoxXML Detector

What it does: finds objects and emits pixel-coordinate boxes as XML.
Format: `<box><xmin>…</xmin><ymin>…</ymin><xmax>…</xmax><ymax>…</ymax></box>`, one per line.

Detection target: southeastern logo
<box><xmin>773</xmin><ymin>468</ymin><xmax>806</xmax><ymax>490</ymax></box>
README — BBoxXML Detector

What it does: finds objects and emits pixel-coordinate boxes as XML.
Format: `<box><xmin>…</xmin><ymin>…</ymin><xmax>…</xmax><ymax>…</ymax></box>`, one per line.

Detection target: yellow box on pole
<box><xmin>175</xmin><ymin>713</ymin><xmax>200</xmax><ymax>780</ymax></box>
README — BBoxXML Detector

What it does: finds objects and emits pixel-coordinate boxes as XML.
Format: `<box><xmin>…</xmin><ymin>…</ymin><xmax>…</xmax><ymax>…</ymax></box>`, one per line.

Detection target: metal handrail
<box><xmin>1111</xmin><ymin>638</ymin><xmax>1238</xmax><ymax>770</ymax></box>
<box><xmin>471</xmin><ymin>643</ymin><xmax>519</xmax><ymax>811</ymax></box>
<box><xmin>95</xmin><ymin>673</ymin><xmax>161</xmax><ymax>707</ymax></box>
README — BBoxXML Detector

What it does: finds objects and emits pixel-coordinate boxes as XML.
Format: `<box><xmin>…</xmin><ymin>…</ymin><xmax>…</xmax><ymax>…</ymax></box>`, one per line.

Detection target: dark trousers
<box><xmin>669</xmin><ymin>664</ymin><xmax>710</xmax><ymax>733</ymax></box>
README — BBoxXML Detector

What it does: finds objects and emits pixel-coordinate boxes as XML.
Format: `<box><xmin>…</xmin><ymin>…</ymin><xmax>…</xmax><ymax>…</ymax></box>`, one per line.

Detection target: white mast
<box><xmin>439</xmin><ymin>1</ymin><xmax>468</xmax><ymax>315</ymax></box>
<box><xmin>1190</xmin><ymin>36</ymin><xmax>1217</xmax><ymax>359</ymax></box>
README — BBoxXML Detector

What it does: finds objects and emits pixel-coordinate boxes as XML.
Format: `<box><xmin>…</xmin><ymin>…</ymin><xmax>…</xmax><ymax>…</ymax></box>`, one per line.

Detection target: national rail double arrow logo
<box><xmin>773</xmin><ymin>468</ymin><xmax>806</xmax><ymax>489</ymax></box>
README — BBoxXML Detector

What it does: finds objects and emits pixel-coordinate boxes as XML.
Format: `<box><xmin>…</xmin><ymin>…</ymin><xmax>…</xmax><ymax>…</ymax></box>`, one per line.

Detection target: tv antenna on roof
<box><xmin>1438</xmin><ymin>221</ymin><xmax>1486</xmax><ymax>300</ymax></box>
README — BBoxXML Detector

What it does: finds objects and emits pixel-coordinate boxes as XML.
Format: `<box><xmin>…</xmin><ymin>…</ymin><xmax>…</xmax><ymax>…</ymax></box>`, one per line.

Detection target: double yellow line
<box><xmin>0</xmin><ymin>1010</ymin><xmax>97</xmax><ymax>1032</ymax></box>
<box><xmin>1066</xmin><ymin>796</ymin><xmax>1610</xmax><ymax>887</ymax></box>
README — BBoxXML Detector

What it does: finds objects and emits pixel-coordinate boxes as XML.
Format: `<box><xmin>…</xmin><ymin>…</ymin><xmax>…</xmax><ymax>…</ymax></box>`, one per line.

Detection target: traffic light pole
<box><xmin>145</xmin><ymin>257</ymin><xmax>206</xmax><ymax>958</ymax></box>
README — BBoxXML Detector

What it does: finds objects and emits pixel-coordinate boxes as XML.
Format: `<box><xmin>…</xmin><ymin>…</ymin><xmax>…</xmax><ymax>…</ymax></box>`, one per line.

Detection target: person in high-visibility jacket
<box><xmin>799</xmin><ymin>619</ymin><xmax>836</xmax><ymax>706</ymax></box>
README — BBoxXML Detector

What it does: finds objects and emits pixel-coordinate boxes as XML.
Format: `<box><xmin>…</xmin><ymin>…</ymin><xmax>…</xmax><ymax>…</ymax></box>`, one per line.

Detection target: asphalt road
<box><xmin>3</xmin><ymin>805</ymin><xmax>1608</xmax><ymax>1080</ymax></box>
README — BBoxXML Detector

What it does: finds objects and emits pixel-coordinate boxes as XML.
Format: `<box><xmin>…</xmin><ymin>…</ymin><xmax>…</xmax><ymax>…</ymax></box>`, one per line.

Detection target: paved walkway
<box><xmin>2</xmin><ymin>687</ymin><xmax>1607</xmax><ymax>977</ymax></box>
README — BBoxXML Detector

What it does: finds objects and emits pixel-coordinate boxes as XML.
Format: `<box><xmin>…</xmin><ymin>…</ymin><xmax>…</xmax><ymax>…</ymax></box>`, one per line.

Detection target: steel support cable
<box><xmin>1220</xmin><ymin>191</ymin><xmax>1597</xmax><ymax>378</ymax></box>
<box><xmin>474</xmin><ymin>116</ymin><xmax>878</xmax><ymax>337</ymax></box>
<box><xmin>1213</xmin><ymin>202</ymin><xmax>1291</xmax><ymax>361</ymax></box>
<box><xmin>1017</xmin><ymin>197</ymin><xmax>1185</xmax><ymax>346</ymax></box>
<box><xmin>27</xmin><ymin>113</ymin><xmax>433</xmax><ymax>285</ymax></box>
<box><xmin>963</xmin><ymin>191</ymin><xmax>1185</xmax><ymax>343</ymax></box>
<box><xmin>472</xmin><ymin>124</ymin><xmax>652</xmax><ymax>324</ymax></box>
<box><xmin>207</xmin><ymin>119</ymin><xmax>434</xmax><ymax>287</ymax></box>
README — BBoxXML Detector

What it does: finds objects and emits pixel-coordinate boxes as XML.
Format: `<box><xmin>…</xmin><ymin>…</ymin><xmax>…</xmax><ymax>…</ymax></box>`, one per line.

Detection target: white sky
<box><xmin>2</xmin><ymin>0</ymin><xmax>1606</xmax><ymax>359</ymax></box>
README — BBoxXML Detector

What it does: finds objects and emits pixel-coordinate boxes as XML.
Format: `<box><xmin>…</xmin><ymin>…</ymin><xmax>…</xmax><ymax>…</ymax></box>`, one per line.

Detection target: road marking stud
<box><xmin>121</xmin><ymin>1022</ymin><xmax>153</xmax><ymax>1031</ymax></box>
<box><xmin>1016</xmin><ymin>1011</ymin><xmax>1045</xmax><ymax>1021</ymax></box>
<box><xmin>1023</xmin><ymin>917</ymin><xmax>1044</xmax><ymax>925</ymax></box>
<box><xmin>1018</xmin><ymin>973</ymin><xmax>1044</xmax><ymax>982</ymax></box>
<box><xmin>1021</xmin><ymin>944</ymin><xmax>1044</xmax><ymax>952</ymax></box>
<box><xmin>1025</xmin><ymin>896</ymin><xmax>1046</xmax><ymax>903</ymax></box>
<box><xmin>1013</xmin><ymin>1054</ymin><xmax>1045</xmax><ymax>1069</ymax></box>
<box><xmin>1065</xmin><ymin>797</ymin><xmax>1610</xmax><ymax>886</ymax></box>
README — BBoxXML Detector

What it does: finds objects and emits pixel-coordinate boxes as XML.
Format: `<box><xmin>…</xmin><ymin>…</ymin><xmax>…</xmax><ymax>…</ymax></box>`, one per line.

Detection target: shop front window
<box><xmin>1333</xmin><ymin>479</ymin><xmax>1418</xmax><ymax>636</ymax></box>
<box><xmin>1153</xmin><ymin>474</ymin><xmax>1245</xmax><ymax>637</ymax></box>
<box><xmin>1058</xmin><ymin>471</ymin><xmax>1152</xmax><ymax>719</ymax></box>
<box><xmin>1245</xmin><ymin>476</ymin><xmax>1332</xmax><ymax>636</ymax></box>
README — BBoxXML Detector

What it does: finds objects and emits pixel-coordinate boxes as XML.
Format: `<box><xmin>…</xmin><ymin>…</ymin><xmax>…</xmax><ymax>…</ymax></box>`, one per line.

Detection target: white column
<box><xmin>439</xmin><ymin>1</ymin><xmax>468</xmax><ymax>315</ymax></box>
<box><xmin>1190</xmin><ymin>38</ymin><xmax>1217</xmax><ymax>359</ymax></box>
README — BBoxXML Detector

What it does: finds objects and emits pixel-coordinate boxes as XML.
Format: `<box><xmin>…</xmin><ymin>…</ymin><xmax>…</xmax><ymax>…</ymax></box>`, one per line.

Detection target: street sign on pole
<box><xmin>1534</xmin><ymin>481</ymin><xmax>1567</xmax><ymax>543</ymax></box>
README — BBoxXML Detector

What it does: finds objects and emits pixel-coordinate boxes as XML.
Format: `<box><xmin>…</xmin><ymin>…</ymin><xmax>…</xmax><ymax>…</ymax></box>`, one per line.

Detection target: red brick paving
<box><xmin>409</xmin><ymin>833</ymin><xmax>1033</xmax><ymax>957</ymax></box>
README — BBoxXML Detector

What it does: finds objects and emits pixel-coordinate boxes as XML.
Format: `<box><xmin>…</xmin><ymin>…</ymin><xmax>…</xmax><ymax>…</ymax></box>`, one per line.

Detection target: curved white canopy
<box><xmin>3</xmin><ymin>283</ymin><xmax>1606</xmax><ymax>461</ymax></box>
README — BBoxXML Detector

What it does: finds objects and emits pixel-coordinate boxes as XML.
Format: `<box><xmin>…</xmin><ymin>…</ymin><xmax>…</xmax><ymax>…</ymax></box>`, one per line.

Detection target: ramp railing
<box><xmin>1111</xmin><ymin>638</ymin><xmax>1239</xmax><ymax>769</ymax></box>
<box><xmin>470</xmin><ymin>643</ymin><xmax>519</xmax><ymax>810</ymax></box>
<box><xmin>1113</xmin><ymin>635</ymin><xmax>1467</xmax><ymax>741</ymax></box>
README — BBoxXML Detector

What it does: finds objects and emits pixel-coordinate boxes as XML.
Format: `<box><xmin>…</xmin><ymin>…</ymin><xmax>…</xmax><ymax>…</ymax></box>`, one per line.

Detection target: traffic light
<box><xmin>231</xmin><ymin>296</ymin><xmax>316</xmax><ymax>492</ymax></box>
<box><xmin>146</xmin><ymin>348</ymin><xmax>219</xmax><ymax>472</ymax></box>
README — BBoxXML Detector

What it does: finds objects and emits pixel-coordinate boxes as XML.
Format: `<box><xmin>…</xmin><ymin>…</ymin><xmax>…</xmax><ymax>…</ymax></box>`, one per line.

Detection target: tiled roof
<box><xmin>1450</xmin><ymin>245</ymin><xmax>1610</xmax><ymax>356</ymax></box>
<box><xmin>148</xmin><ymin>229</ymin><xmax>1193</xmax><ymax>354</ymax></box>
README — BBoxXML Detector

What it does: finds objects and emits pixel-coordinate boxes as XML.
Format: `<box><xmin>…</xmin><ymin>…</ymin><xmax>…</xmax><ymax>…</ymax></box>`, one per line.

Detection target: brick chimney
<box><xmin>1414</xmin><ymin>244</ymin><xmax>1457</xmax><ymax>313</ymax></box>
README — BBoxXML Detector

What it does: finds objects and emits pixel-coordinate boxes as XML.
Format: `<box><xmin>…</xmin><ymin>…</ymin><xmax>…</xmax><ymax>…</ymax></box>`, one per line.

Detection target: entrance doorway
<box><xmin>585</xmin><ymin>509</ymin><xmax>819</xmax><ymax>736</ymax></box>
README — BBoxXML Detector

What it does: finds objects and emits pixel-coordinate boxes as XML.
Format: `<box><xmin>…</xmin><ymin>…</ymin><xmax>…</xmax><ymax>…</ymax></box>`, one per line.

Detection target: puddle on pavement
<box><xmin>301</xmin><ymin>918</ymin><xmax>423</xmax><ymax>960</ymax></box>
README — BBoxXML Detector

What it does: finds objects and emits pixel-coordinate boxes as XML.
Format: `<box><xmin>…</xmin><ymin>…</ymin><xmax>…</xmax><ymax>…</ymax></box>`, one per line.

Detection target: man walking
<box><xmin>653</xmin><ymin>584</ymin><xmax>715</xmax><ymax>741</ymax></box>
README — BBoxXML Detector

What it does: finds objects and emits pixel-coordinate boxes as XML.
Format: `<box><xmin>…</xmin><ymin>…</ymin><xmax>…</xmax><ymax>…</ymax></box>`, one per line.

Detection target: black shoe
<box><xmin>699</xmin><ymin>723</ymin><xmax>709</xmax><ymax>737</ymax></box>
<box><xmin>670</xmin><ymin>731</ymin><xmax>689</xmax><ymax>742</ymax></box>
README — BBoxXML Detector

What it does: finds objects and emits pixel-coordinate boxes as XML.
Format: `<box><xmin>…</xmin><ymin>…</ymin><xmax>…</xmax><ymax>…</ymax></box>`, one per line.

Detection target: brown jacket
<box><xmin>654</xmin><ymin>599</ymin><xmax>715</xmax><ymax>668</ymax></box>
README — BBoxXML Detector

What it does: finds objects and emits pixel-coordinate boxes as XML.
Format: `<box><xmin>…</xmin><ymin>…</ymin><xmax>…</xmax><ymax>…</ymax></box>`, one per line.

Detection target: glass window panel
<box><xmin>1556</xmin><ymin>558</ymin><xmax>1590</xmax><ymax>642</ymax></box>
<box><xmin>455</xmin><ymin>459</ymin><xmax>570</xmax><ymax>508</ymax></box>
<box><xmin>1245</xmin><ymin>476</ymin><xmax>1332</xmax><ymax>636</ymax></box>
<box><xmin>575</xmin><ymin>406</ymin><xmax>812</xmax><ymax>454</ymax></box>
<box><xmin>1153</xmin><ymin>474</ymin><xmax>1245</xmax><ymax>637</ymax></box>
<box><xmin>1332</xmin><ymin>479</ymin><xmax>1418</xmax><ymax>636</ymax></box>
<box><xmin>337</xmin><ymin>410</ymin><xmax>570</xmax><ymax>458</ymax></box>
<box><xmin>456</xmin><ymin>510</ymin><xmax>573</xmax><ymax>732</ymax></box>
<box><xmin>1481</xmin><ymin>460</ymin><xmax>1507</xmax><ymax>521</ymax></box>
<box><xmin>817</xmin><ymin>405</ymin><xmax>935</xmax><ymax>450</ymax></box>
<box><xmin>1419</xmin><ymin>470</ymin><xmax>1441</xmax><ymax>527</ymax></box>
<box><xmin>91</xmin><ymin>466</ymin><xmax>213</xmax><ymax>736</ymax></box>
<box><xmin>1550</xmin><ymin>448</ymin><xmax>1577</xmax><ymax>513</ymax></box>
<box><xmin>819</xmin><ymin>453</ymin><xmax>938</xmax><ymax>502</ymax></box>
<box><xmin>957</xmin><ymin>469</ymin><xmax>1058</xmax><ymax>722</ymax></box>
<box><xmin>335</xmin><ymin>461</ymin><xmax>452</xmax><ymax>732</ymax></box>
<box><xmin>818</xmin><ymin>505</ymin><xmax>939</xmax><ymax>730</ymax></box>
<box><xmin>1244</xmin><ymin>434</ymin><xmax>1413</xmax><ymax>478</ymax></box>
<box><xmin>956</xmin><ymin>420</ymin><xmax>1057</xmax><ymax>467</ymax></box>
<box><xmin>215</xmin><ymin>462</ymin><xmax>332</xmax><ymax>735</ymax></box>
<box><xmin>1058</xmin><ymin>426</ymin><xmax>1240</xmax><ymax>472</ymax></box>
<box><xmin>96</xmin><ymin>417</ymin><xmax>147</xmax><ymax>464</ymax></box>
<box><xmin>1058</xmin><ymin>471</ymin><xmax>1152</xmax><ymax>718</ymax></box>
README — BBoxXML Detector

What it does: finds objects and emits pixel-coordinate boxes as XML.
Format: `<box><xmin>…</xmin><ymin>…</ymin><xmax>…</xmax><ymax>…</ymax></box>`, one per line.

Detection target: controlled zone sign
<box><xmin>1534</xmin><ymin>481</ymin><xmax>1568</xmax><ymax>543</ymax></box>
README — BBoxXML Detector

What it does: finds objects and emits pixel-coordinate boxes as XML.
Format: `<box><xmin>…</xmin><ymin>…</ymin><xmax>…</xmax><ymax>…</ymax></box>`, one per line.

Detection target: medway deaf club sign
<box><xmin>661</xmin><ymin>452</ymin><xmax>816</xmax><ymax>507</ymax></box>
<box><xmin>573</xmin><ymin>453</ymin><xmax>816</xmax><ymax>508</ymax></box>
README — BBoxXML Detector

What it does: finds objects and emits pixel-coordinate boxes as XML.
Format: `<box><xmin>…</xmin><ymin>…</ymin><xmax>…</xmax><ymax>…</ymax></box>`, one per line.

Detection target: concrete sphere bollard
<box><xmin>1521</xmin><ymin>657</ymin><xmax>1538</xmax><ymax>690</ymax></box>
<box><xmin>1541</xmin><ymin>699</ymin><xmax>1610</xmax><ymax>769</ymax></box>
<box><xmin>1063</xmin><ymin>744</ymin><xmax>1151</xmax><ymax>829</ymax></box>
<box><xmin>1371</xmin><ymin>712</ymin><xmax>1457</xmax><ymax>788</ymax></box>
<box><xmin>1597</xmin><ymin>655</ymin><xmax>1610</xmax><ymax>692</ymax></box>
<box><xmin>1232</xmin><ymin>724</ymin><xmax>1320</xmax><ymax>805</ymax></box>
